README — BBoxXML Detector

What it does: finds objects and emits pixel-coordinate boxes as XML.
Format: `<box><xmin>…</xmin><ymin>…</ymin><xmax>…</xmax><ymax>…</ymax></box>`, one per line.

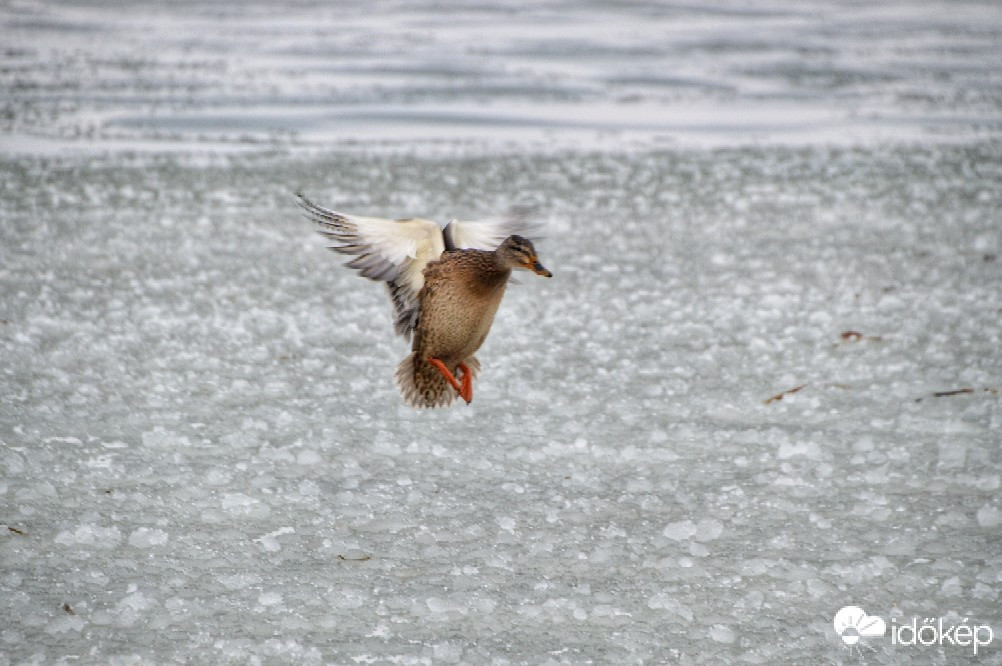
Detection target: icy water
<box><xmin>2</xmin><ymin>2</ymin><xmax>1002</xmax><ymax>665</ymax></box>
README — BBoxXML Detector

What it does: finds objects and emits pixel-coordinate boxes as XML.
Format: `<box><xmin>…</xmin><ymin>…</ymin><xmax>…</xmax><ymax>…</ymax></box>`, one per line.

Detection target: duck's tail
<box><xmin>395</xmin><ymin>353</ymin><xmax>480</xmax><ymax>408</ymax></box>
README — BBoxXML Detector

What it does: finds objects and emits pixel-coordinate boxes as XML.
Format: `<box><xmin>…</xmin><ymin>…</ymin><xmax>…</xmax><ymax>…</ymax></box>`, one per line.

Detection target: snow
<box><xmin>977</xmin><ymin>506</ymin><xmax>1002</xmax><ymax>529</ymax></box>
<box><xmin>2</xmin><ymin>0</ymin><xmax>1002</xmax><ymax>664</ymax></box>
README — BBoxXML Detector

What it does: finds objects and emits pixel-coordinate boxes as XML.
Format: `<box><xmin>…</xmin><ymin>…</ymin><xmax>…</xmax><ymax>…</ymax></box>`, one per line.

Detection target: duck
<box><xmin>297</xmin><ymin>193</ymin><xmax>552</xmax><ymax>408</ymax></box>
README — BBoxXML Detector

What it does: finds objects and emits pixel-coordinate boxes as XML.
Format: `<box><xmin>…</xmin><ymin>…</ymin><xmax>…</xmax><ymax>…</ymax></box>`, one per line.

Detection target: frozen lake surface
<box><xmin>2</xmin><ymin>1</ymin><xmax>1001</xmax><ymax>664</ymax></box>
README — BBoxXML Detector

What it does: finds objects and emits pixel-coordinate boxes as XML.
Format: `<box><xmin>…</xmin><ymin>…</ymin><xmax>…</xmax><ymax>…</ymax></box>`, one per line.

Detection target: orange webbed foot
<box><xmin>426</xmin><ymin>358</ymin><xmax>474</xmax><ymax>404</ymax></box>
<box><xmin>458</xmin><ymin>362</ymin><xmax>473</xmax><ymax>404</ymax></box>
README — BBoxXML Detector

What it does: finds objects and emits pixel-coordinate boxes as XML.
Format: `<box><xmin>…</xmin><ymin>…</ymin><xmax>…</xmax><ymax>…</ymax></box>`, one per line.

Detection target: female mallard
<box><xmin>298</xmin><ymin>194</ymin><xmax>551</xmax><ymax>408</ymax></box>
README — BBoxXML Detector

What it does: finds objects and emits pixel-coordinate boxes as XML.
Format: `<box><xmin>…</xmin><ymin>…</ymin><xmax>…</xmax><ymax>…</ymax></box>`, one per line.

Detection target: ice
<box><xmin>976</xmin><ymin>506</ymin><xmax>1002</xmax><ymax>529</ymax></box>
<box><xmin>709</xmin><ymin>625</ymin><xmax>737</xmax><ymax>644</ymax></box>
<box><xmin>693</xmin><ymin>519</ymin><xmax>724</xmax><ymax>542</ymax></box>
<box><xmin>662</xmin><ymin>520</ymin><xmax>698</xmax><ymax>541</ymax></box>
<box><xmin>44</xmin><ymin>614</ymin><xmax>86</xmax><ymax>635</ymax></box>
<box><xmin>647</xmin><ymin>594</ymin><xmax>694</xmax><ymax>622</ymax></box>
<box><xmin>127</xmin><ymin>528</ymin><xmax>169</xmax><ymax>549</ymax></box>
<box><xmin>141</xmin><ymin>429</ymin><xmax>191</xmax><ymax>449</ymax></box>
<box><xmin>2</xmin><ymin>0</ymin><xmax>1002</xmax><ymax>664</ymax></box>
<box><xmin>257</xmin><ymin>591</ymin><xmax>283</xmax><ymax>607</ymax></box>
<box><xmin>54</xmin><ymin>525</ymin><xmax>123</xmax><ymax>549</ymax></box>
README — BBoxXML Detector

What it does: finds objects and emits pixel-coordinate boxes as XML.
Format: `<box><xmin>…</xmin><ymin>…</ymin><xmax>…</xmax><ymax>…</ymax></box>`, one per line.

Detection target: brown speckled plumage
<box><xmin>396</xmin><ymin>249</ymin><xmax>511</xmax><ymax>407</ymax></box>
<box><xmin>298</xmin><ymin>193</ymin><xmax>550</xmax><ymax>408</ymax></box>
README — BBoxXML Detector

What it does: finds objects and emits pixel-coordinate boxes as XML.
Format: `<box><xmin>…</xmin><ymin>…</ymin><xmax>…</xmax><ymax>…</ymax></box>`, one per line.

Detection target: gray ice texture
<box><xmin>1</xmin><ymin>1</ymin><xmax>1001</xmax><ymax>664</ymax></box>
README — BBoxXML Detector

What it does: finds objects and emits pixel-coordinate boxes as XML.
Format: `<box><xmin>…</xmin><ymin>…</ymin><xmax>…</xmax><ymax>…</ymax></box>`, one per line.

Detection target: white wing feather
<box><xmin>443</xmin><ymin>213</ymin><xmax>540</xmax><ymax>251</ymax></box>
<box><xmin>298</xmin><ymin>194</ymin><xmax>445</xmax><ymax>339</ymax></box>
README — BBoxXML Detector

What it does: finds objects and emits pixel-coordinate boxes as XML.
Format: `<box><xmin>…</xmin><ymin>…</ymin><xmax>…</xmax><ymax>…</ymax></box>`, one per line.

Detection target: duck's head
<box><xmin>496</xmin><ymin>235</ymin><xmax>552</xmax><ymax>277</ymax></box>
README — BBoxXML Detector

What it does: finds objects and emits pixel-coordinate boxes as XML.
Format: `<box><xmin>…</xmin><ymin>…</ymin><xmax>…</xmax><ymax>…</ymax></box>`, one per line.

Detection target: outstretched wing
<box><xmin>442</xmin><ymin>208</ymin><xmax>541</xmax><ymax>251</ymax></box>
<box><xmin>298</xmin><ymin>193</ymin><xmax>445</xmax><ymax>340</ymax></box>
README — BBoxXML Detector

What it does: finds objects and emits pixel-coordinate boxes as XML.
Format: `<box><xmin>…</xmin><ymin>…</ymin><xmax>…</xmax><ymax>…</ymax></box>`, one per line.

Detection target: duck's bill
<box><xmin>531</xmin><ymin>261</ymin><xmax>552</xmax><ymax>277</ymax></box>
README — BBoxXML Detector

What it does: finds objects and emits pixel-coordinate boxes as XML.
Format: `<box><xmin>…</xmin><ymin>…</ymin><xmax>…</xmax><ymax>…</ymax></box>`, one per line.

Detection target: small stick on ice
<box><xmin>915</xmin><ymin>387</ymin><xmax>999</xmax><ymax>402</ymax></box>
<box><xmin>933</xmin><ymin>388</ymin><xmax>975</xmax><ymax>398</ymax></box>
<box><xmin>764</xmin><ymin>384</ymin><xmax>807</xmax><ymax>405</ymax></box>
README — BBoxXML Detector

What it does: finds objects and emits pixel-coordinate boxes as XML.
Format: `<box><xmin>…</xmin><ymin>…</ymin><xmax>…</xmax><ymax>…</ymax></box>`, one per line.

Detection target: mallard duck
<box><xmin>298</xmin><ymin>194</ymin><xmax>551</xmax><ymax>408</ymax></box>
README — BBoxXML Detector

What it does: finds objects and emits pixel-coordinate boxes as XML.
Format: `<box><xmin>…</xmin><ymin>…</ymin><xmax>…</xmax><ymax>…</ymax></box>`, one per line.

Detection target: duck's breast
<box><xmin>416</xmin><ymin>255</ymin><xmax>510</xmax><ymax>361</ymax></box>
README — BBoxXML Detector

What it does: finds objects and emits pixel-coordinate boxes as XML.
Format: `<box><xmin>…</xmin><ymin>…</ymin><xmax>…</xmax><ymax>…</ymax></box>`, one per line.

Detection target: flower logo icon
<box><xmin>834</xmin><ymin>606</ymin><xmax>886</xmax><ymax>647</ymax></box>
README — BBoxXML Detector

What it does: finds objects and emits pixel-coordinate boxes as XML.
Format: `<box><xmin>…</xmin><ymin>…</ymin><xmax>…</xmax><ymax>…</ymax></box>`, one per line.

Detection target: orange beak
<box><xmin>528</xmin><ymin>257</ymin><xmax>552</xmax><ymax>277</ymax></box>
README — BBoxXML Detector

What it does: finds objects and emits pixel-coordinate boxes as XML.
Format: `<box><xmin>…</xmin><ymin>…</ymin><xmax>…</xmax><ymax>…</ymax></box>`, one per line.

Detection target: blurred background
<box><xmin>4</xmin><ymin>0</ymin><xmax>1001</xmax><ymax>153</ymax></box>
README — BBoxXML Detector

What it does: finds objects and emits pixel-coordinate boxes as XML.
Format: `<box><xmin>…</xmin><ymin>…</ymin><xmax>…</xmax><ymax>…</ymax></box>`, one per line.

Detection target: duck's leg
<box><xmin>458</xmin><ymin>362</ymin><xmax>473</xmax><ymax>404</ymax></box>
<box><xmin>426</xmin><ymin>357</ymin><xmax>463</xmax><ymax>395</ymax></box>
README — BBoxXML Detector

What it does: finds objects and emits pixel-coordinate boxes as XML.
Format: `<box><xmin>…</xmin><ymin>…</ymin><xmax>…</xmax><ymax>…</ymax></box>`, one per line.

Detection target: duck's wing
<box><xmin>298</xmin><ymin>193</ymin><xmax>444</xmax><ymax>340</ymax></box>
<box><xmin>442</xmin><ymin>208</ymin><xmax>541</xmax><ymax>251</ymax></box>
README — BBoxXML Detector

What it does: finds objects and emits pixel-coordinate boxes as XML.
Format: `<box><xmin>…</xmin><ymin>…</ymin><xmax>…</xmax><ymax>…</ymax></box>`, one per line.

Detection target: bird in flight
<box><xmin>298</xmin><ymin>194</ymin><xmax>551</xmax><ymax>408</ymax></box>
